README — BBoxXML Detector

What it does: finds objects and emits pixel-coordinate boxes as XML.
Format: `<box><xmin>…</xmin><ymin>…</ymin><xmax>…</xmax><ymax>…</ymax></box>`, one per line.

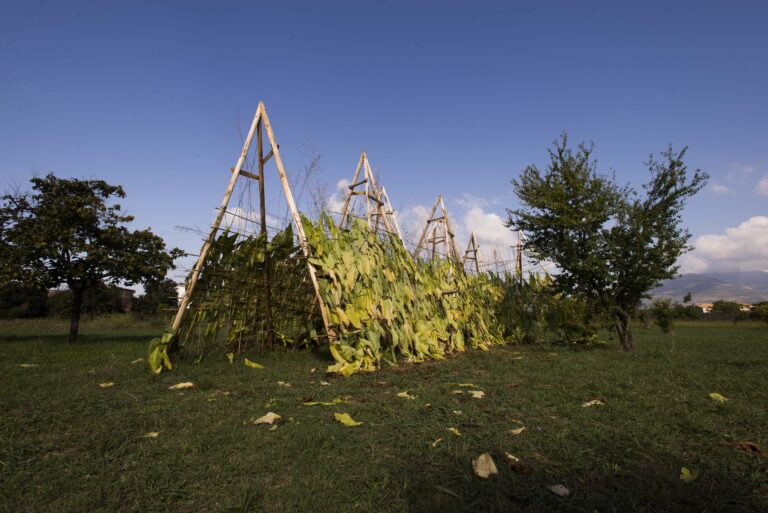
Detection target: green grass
<box><xmin>1</xmin><ymin>317</ymin><xmax>767</xmax><ymax>513</ymax></box>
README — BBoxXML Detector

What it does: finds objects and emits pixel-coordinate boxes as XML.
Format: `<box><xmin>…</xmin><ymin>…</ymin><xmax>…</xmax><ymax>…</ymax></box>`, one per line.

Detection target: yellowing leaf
<box><xmin>303</xmin><ymin>398</ymin><xmax>348</xmax><ymax>406</ymax></box>
<box><xmin>469</xmin><ymin>390</ymin><xmax>485</xmax><ymax>399</ymax></box>
<box><xmin>244</xmin><ymin>358</ymin><xmax>264</xmax><ymax>369</ymax></box>
<box><xmin>98</xmin><ymin>382</ymin><xmax>115</xmax><ymax>388</ymax></box>
<box><xmin>226</xmin><ymin>352</ymin><xmax>234</xmax><ymax>365</ymax></box>
<box><xmin>397</xmin><ymin>391</ymin><xmax>416</xmax><ymax>400</ymax></box>
<box><xmin>452</xmin><ymin>410</ymin><xmax>463</xmax><ymax>416</ymax></box>
<box><xmin>130</xmin><ymin>358</ymin><xmax>143</xmax><ymax>364</ymax></box>
<box><xmin>680</xmin><ymin>466</ymin><xmax>699</xmax><ymax>483</ymax></box>
<box><xmin>168</xmin><ymin>382</ymin><xmax>194</xmax><ymax>390</ymax></box>
<box><xmin>450</xmin><ymin>390</ymin><xmax>464</xmax><ymax>395</ymax></box>
<box><xmin>455</xmin><ymin>383</ymin><xmax>477</xmax><ymax>388</ymax></box>
<box><xmin>144</xmin><ymin>432</ymin><xmax>159</xmax><ymax>438</ymax></box>
<box><xmin>254</xmin><ymin>412</ymin><xmax>281</xmax><ymax>425</ymax></box>
<box><xmin>582</xmin><ymin>399</ymin><xmax>605</xmax><ymax>407</ymax></box>
<box><xmin>510</xmin><ymin>426</ymin><xmax>526</xmax><ymax>436</ymax></box>
<box><xmin>334</xmin><ymin>412</ymin><xmax>363</xmax><ymax>427</ymax></box>
<box><xmin>319</xmin><ymin>380</ymin><xmax>331</xmax><ymax>386</ymax></box>
<box><xmin>431</xmin><ymin>438</ymin><xmax>443</xmax><ymax>448</ymax></box>
<box><xmin>448</xmin><ymin>427</ymin><xmax>461</xmax><ymax>436</ymax></box>
<box><xmin>548</xmin><ymin>484</ymin><xmax>570</xmax><ymax>497</ymax></box>
<box><xmin>472</xmin><ymin>453</ymin><xmax>498</xmax><ymax>479</ymax></box>
<box><xmin>18</xmin><ymin>363</ymin><xmax>38</xmax><ymax>368</ymax></box>
<box><xmin>709</xmin><ymin>392</ymin><xmax>728</xmax><ymax>404</ymax></box>
<box><xmin>277</xmin><ymin>381</ymin><xmax>292</xmax><ymax>388</ymax></box>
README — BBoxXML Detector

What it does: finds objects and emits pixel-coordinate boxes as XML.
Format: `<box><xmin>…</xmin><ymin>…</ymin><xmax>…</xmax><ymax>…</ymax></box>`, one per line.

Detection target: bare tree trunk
<box><xmin>615</xmin><ymin>311</ymin><xmax>635</xmax><ymax>352</ymax></box>
<box><xmin>69</xmin><ymin>284</ymin><xmax>84</xmax><ymax>343</ymax></box>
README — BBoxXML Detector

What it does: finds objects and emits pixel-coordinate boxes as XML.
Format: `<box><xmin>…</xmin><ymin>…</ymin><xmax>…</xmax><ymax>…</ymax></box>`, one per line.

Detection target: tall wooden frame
<box><xmin>412</xmin><ymin>195</ymin><xmax>462</xmax><ymax>265</ymax></box>
<box><xmin>171</xmin><ymin>102</ymin><xmax>333</xmax><ymax>343</ymax></box>
<box><xmin>463</xmin><ymin>232</ymin><xmax>481</xmax><ymax>274</ymax></box>
<box><xmin>338</xmin><ymin>151</ymin><xmax>405</xmax><ymax>245</ymax></box>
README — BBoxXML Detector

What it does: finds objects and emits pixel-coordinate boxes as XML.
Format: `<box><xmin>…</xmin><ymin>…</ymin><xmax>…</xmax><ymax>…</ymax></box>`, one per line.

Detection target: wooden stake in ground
<box><xmin>463</xmin><ymin>232</ymin><xmax>481</xmax><ymax>274</ymax></box>
<box><xmin>412</xmin><ymin>195</ymin><xmax>462</xmax><ymax>266</ymax></box>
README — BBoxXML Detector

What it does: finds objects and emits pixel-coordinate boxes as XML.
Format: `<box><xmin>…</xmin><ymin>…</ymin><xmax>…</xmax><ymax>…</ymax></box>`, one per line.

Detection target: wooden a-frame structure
<box><xmin>462</xmin><ymin>232</ymin><xmax>481</xmax><ymax>274</ymax></box>
<box><xmin>170</xmin><ymin>101</ymin><xmax>333</xmax><ymax>343</ymax></box>
<box><xmin>338</xmin><ymin>151</ymin><xmax>405</xmax><ymax>245</ymax></box>
<box><xmin>412</xmin><ymin>195</ymin><xmax>462</xmax><ymax>265</ymax></box>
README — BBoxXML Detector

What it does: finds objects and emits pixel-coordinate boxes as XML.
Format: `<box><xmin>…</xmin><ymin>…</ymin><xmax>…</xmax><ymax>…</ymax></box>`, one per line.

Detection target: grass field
<box><xmin>1</xmin><ymin>317</ymin><xmax>767</xmax><ymax>513</ymax></box>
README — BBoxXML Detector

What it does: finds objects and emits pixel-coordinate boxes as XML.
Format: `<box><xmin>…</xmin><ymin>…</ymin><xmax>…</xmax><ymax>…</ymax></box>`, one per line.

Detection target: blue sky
<box><xmin>2</xmin><ymin>0</ymin><xmax>767</xmax><ymax>280</ymax></box>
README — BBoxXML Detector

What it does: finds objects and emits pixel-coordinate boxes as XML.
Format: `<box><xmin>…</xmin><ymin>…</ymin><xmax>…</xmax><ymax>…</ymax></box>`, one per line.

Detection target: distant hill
<box><xmin>652</xmin><ymin>272</ymin><xmax>768</xmax><ymax>304</ymax></box>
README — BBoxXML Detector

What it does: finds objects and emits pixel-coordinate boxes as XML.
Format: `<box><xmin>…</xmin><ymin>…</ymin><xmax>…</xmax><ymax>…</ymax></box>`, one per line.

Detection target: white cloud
<box><xmin>757</xmin><ymin>175</ymin><xmax>768</xmax><ymax>197</ymax></box>
<box><xmin>727</xmin><ymin>163</ymin><xmax>757</xmax><ymax>178</ymax></box>
<box><xmin>710</xmin><ymin>182</ymin><xmax>730</xmax><ymax>194</ymax></box>
<box><xmin>683</xmin><ymin>216</ymin><xmax>768</xmax><ymax>272</ymax></box>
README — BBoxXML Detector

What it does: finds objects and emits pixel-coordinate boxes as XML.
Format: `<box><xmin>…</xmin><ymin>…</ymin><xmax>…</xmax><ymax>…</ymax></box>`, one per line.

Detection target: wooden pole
<box><xmin>339</xmin><ymin>152</ymin><xmax>365</xmax><ymax>227</ymax></box>
<box><xmin>516</xmin><ymin>230</ymin><xmax>523</xmax><ymax>283</ymax></box>
<box><xmin>380</xmin><ymin>186</ymin><xmax>406</xmax><ymax>246</ymax></box>
<box><xmin>439</xmin><ymin>196</ymin><xmax>462</xmax><ymax>265</ymax></box>
<box><xmin>257</xmin><ymin>118</ymin><xmax>274</xmax><ymax>349</ymax></box>
<box><xmin>412</xmin><ymin>196</ymin><xmax>441</xmax><ymax>259</ymax></box>
<box><xmin>171</xmin><ymin>104</ymin><xmax>262</xmax><ymax>332</ymax></box>
<box><xmin>260</xmin><ymin>103</ymin><xmax>334</xmax><ymax>342</ymax></box>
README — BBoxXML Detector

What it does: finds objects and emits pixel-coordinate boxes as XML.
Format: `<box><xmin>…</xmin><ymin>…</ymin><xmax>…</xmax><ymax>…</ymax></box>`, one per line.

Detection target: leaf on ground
<box><xmin>277</xmin><ymin>381</ymin><xmax>291</xmax><ymax>388</ymax></box>
<box><xmin>505</xmin><ymin>452</ymin><xmax>533</xmax><ymax>475</ymax></box>
<box><xmin>243</xmin><ymin>358</ymin><xmax>264</xmax><ymax>369</ymax></box>
<box><xmin>397</xmin><ymin>391</ymin><xmax>416</xmax><ymax>400</ymax></box>
<box><xmin>431</xmin><ymin>438</ymin><xmax>443</xmax><ymax>448</ymax></box>
<box><xmin>269</xmin><ymin>425</ymin><xmax>279</xmax><ymax>431</ymax></box>
<box><xmin>254</xmin><ymin>412</ymin><xmax>281</xmax><ymax>425</ymax></box>
<box><xmin>168</xmin><ymin>382</ymin><xmax>194</xmax><ymax>390</ymax></box>
<box><xmin>582</xmin><ymin>399</ymin><xmax>605</xmax><ymax>407</ymax></box>
<box><xmin>455</xmin><ymin>383</ymin><xmax>478</xmax><ymax>388</ymax></box>
<box><xmin>143</xmin><ymin>432</ymin><xmax>159</xmax><ymax>438</ymax></box>
<box><xmin>472</xmin><ymin>453</ymin><xmax>498</xmax><ymax>478</ymax></box>
<box><xmin>334</xmin><ymin>412</ymin><xmax>363</xmax><ymax>427</ymax></box>
<box><xmin>98</xmin><ymin>382</ymin><xmax>115</xmax><ymax>388</ymax></box>
<box><xmin>511</xmin><ymin>356</ymin><xmax>524</xmax><ymax>360</ymax></box>
<box><xmin>303</xmin><ymin>398</ymin><xmax>348</xmax><ymax>406</ymax></box>
<box><xmin>548</xmin><ymin>484</ymin><xmax>570</xmax><ymax>497</ymax></box>
<box><xmin>448</xmin><ymin>427</ymin><xmax>461</xmax><ymax>436</ymax></box>
<box><xmin>18</xmin><ymin>364</ymin><xmax>38</xmax><ymax>368</ymax></box>
<box><xmin>319</xmin><ymin>380</ymin><xmax>331</xmax><ymax>386</ymax></box>
<box><xmin>721</xmin><ymin>441</ymin><xmax>768</xmax><ymax>458</ymax></box>
<box><xmin>450</xmin><ymin>390</ymin><xmax>464</xmax><ymax>395</ymax></box>
<box><xmin>469</xmin><ymin>390</ymin><xmax>485</xmax><ymax>399</ymax></box>
<box><xmin>680</xmin><ymin>466</ymin><xmax>699</xmax><ymax>483</ymax></box>
<box><xmin>709</xmin><ymin>392</ymin><xmax>728</xmax><ymax>403</ymax></box>
<box><xmin>511</xmin><ymin>418</ymin><xmax>524</xmax><ymax>425</ymax></box>
<box><xmin>452</xmin><ymin>410</ymin><xmax>462</xmax><ymax>416</ymax></box>
<box><xmin>310</xmin><ymin>368</ymin><xmax>316</xmax><ymax>373</ymax></box>
<box><xmin>226</xmin><ymin>352</ymin><xmax>234</xmax><ymax>365</ymax></box>
<box><xmin>510</xmin><ymin>426</ymin><xmax>526</xmax><ymax>435</ymax></box>
<box><xmin>130</xmin><ymin>358</ymin><xmax>143</xmax><ymax>364</ymax></box>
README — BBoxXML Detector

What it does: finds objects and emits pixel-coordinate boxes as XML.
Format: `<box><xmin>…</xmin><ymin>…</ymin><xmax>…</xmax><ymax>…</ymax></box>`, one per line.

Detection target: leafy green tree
<box><xmin>507</xmin><ymin>134</ymin><xmax>708</xmax><ymax>351</ymax></box>
<box><xmin>133</xmin><ymin>278</ymin><xmax>179</xmax><ymax>318</ymax></box>
<box><xmin>649</xmin><ymin>298</ymin><xmax>675</xmax><ymax>333</ymax></box>
<box><xmin>0</xmin><ymin>174</ymin><xmax>184</xmax><ymax>342</ymax></box>
<box><xmin>683</xmin><ymin>292</ymin><xmax>692</xmax><ymax>303</ymax></box>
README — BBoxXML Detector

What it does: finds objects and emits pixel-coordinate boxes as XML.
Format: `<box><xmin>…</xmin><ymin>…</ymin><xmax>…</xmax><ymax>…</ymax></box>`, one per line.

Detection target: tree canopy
<box><xmin>507</xmin><ymin>134</ymin><xmax>708</xmax><ymax>350</ymax></box>
<box><xmin>0</xmin><ymin>173</ymin><xmax>184</xmax><ymax>342</ymax></box>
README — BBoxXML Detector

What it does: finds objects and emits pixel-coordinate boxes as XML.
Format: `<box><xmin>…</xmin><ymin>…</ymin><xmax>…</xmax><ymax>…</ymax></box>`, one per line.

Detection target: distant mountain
<box><xmin>651</xmin><ymin>272</ymin><xmax>768</xmax><ymax>304</ymax></box>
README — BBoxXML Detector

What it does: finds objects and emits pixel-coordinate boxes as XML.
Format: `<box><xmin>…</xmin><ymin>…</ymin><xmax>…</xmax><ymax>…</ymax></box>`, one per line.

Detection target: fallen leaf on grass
<box><xmin>454</xmin><ymin>383</ymin><xmax>478</xmax><ymax>388</ymax></box>
<box><xmin>303</xmin><ymin>398</ymin><xmax>348</xmax><ymax>406</ymax></box>
<box><xmin>18</xmin><ymin>364</ymin><xmax>38</xmax><ymax>368</ymax></box>
<box><xmin>450</xmin><ymin>390</ymin><xmax>464</xmax><ymax>395</ymax></box>
<box><xmin>334</xmin><ymin>412</ymin><xmax>363</xmax><ymax>427</ymax></box>
<box><xmin>254</xmin><ymin>412</ymin><xmax>281</xmax><ymax>425</ymax></box>
<box><xmin>548</xmin><ymin>484</ymin><xmax>570</xmax><ymax>497</ymax></box>
<box><xmin>709</xmin><ymin>392</ymin><xmax>728</xmax><ymax>404</ymax></box>
<box><xmin>243</xmin><ymin>358</ymin><xmax>264</xmax><ymax>369</ymax></box>
<box><xmin>509</xmin><ymin>427</ymin><xmax>526</xmax><ymax>436</ymax></box>
<box><xmin>168</xmin><ymin>382</ymin><xmax>194</xmax><ymax>390</ymax></box>
<box><xmin>452</xmin><ymin>410</ymin><xmax>462</xmax><ymax>416</ymax></box>
<box><xmin>130</xmin><ymin>358</ymin><xmax>143</xmax><ymax>364</ymax></box>
<box><xmin>504</xmin><ymin>452</ymin><xmax>533</xmax><ymax>475</ymax></box>
<box><xmin>582</xmin><ymin>399</ymin><xmax>605</xmax><ymax>407</ymax></box>
<box><xmin>720</xmin><ymin>441</ymin><xmax>768</xmax><ymax>458</ymax></box>
<box><xmin>448</xmin><ymin>427</ymin><xmax>461</xmax><ymax>437</ymax></box>
<box><xmin>511</xmin><ymin>356</ymin><xmax>524</xmax><ymax>360</ymax></box>
<box><xmin>680</xmin><ymin>466</ymin><xmax>699</xmax><ymax>483</ymax></box>
<box><xmin>469</xmin><ymin>390</ymin><xmax>485</xmax><ymax>399</ymax></box>
<box><xmin>269</xmin><ymin>425</ymin><xmax>279</xmax><ymax>431</ymax></box>
<box><xmin>277</xmin><ymin>381</ymin><xmax>291</xmax><ymax>388</ymax></box>
<box><xmin>511</xmin><ymin>418</ymin><xmax>524</xmax><ymax>425</ymax></box>
<box><xmin>397</xmin><ymin>391</ymin><xmax>416</xmax><ymax>400</ymax></box>
<box><xmin>226</xmin><ymin>353</ymin><xmax>234</xmax><ymax>365</ymax></box>
<box><xmin>319</xmin><ymin>380</ymin><xmax>331</xmax><ymax>386</ymax></box>
<box><xmin>98</xmin><ymin>382</ymin><xmax>115</xmax><ymax>388</ymax></box>
<box><xmin>143</xmin><ymin>432</ymin><xmax>159</xmax><ymax>438</ymax></box>
<box><xmin>310</xmin><ymin>368</ymin><xmax>316</xmax><ymax>373</ymax></box>
<box><xmin>472</xmin><ymin>453</ymin><xmax>498</xmax><ymax>478</ymax></box>
<box><xmin>431</xmin><ymin>438</ymin><xmax>443</xmax><ymax>448</ymax></box>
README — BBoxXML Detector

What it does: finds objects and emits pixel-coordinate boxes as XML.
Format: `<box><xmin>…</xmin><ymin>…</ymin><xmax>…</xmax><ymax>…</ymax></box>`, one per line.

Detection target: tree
<box><xmin>507</xmin><ymin>134</ymin><xmax>708</xmax><ymax>351</ymax></box>
<box><xmin>0</xmin><ymin>174</ymin><xmax>184</xmax><ymax>342</ymax></box>
<box><xmin>133</xmin><ymin>278</ymin><xmax>179</xmax><ymax>318</ymax></box>
<box><xmin>649</xmin><ymin>298</ymin><xmax>674</xmax><ymax>333</ymax></box>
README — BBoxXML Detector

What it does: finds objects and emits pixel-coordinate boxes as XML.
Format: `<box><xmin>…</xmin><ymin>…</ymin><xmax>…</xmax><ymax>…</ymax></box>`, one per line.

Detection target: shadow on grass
<box><xmin>0</xmin><ymin>334</ymin><xmax>154</xmax><ymax>344</ymax></box>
